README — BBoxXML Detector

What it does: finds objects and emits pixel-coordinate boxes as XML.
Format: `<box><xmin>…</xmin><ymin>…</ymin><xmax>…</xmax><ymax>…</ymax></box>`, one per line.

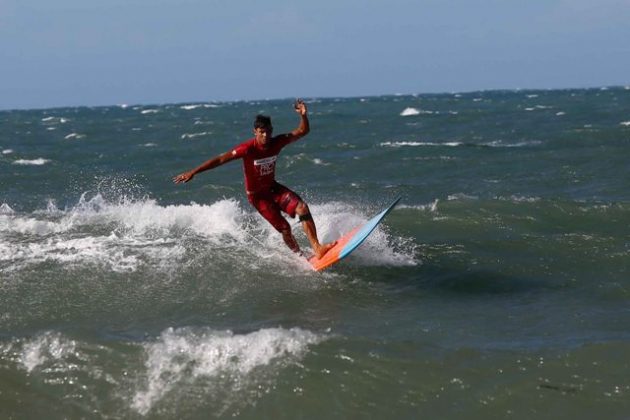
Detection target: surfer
<box><xmin>173</xmin><ymin>99</ymin><xmax>335</xmax><ymax>259</ymax></box>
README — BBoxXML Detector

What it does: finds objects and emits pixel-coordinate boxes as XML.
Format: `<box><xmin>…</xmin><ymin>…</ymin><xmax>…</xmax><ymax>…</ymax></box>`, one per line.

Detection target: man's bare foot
<box><xmin>314</xmin><ymin>241</ymin><xmax>337</xmax><ymax>259</ymax></box>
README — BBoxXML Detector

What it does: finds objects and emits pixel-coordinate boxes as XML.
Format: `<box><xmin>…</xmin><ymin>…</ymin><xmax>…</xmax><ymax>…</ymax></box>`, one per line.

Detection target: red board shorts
<box><xmin>247</xmin><ymin>182</ymin><xmax>302</xmax><ymax>232</ymax></box>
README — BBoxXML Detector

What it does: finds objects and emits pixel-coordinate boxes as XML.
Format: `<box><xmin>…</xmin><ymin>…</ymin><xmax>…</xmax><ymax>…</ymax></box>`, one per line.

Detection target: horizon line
<box><xmin>1</xmin><ymin>84</ymin><xmax>628</xmax><ymax>113</ymax></box>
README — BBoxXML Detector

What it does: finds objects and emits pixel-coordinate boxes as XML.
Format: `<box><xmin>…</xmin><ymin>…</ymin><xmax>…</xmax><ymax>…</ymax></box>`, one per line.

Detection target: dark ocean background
<box><xmin>1</xmin><ymin>87</ymin><xmax>629</xmax><ymax>418</ymax></box>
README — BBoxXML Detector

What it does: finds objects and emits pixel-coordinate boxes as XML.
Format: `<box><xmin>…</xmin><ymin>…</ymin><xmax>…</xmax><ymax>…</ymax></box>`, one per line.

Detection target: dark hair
<box><xmin>254</xmin><ymin>114</ymin><xmax>272</xmax><ymax>130</ymax></box>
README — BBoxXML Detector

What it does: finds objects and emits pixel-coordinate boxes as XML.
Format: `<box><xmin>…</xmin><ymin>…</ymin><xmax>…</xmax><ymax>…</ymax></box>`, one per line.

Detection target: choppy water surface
<box><xmin>1</xmin><ymin>87</ymin><xmax>629</xmax><ymax>418</ymax></box>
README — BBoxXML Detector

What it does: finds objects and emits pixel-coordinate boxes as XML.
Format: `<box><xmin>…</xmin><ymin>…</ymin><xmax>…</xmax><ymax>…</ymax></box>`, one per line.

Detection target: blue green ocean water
<box><xmin>1</xmin><ymin>87</ymin><xmax>629</xmax><ymax>419</ymax></box>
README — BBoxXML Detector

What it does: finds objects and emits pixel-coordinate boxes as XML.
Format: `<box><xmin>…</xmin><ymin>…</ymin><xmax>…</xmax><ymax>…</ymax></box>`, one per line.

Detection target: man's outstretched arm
<box><xmin>173</xmin><ymin>151</ymin><xmax>237</xmax><ymax>184</ymax></box>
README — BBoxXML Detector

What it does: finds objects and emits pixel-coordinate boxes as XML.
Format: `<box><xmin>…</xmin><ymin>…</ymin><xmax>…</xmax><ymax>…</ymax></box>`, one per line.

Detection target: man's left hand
<box><xmin>294</xmin><ymin>99</ymin><xmax>307</xmax><ymax>116</ymax></box>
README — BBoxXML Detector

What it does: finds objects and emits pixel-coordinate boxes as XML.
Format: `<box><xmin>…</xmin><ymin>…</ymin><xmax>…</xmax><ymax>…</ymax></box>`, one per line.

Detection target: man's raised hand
<box><xmin>294</xmin><ymin>99</ymin><xmax>307</xmax><ymax>116</ymax></box>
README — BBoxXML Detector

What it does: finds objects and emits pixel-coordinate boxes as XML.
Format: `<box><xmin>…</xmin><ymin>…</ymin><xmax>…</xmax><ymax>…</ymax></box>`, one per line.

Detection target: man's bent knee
<box><xmin>295</xmin><ymin>201</ymin><xmax>308</xmax><ymax>215</ymax></box>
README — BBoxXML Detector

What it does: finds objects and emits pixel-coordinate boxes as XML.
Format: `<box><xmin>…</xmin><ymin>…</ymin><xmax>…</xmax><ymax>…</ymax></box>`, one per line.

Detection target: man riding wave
<box><xmin>173</xmin><ymin>99</ymin><xmax>336</xmax><ymax>259</ymax></box>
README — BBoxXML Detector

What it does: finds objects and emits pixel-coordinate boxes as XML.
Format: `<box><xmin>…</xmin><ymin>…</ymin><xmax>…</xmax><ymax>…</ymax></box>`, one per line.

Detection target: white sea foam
<box><xmin>2</xmin><ymin>149</ymin><xmax>13</xmax><ymax>155</ymax></box>
<box><xmin>1</xmin><ymin>195</ymin><xmax>416</xmax><ymax>273</ymax></box>
<box><xmin>620</xmin><ymin>121</ymin><xmax>630</xmax><ymax>126</ymax></box>
<box><xmin>400</xmin><ymin>107</ymin><xmax>421</xmax><ymax>116</ymax></box>
<box><xmin>556</xmin><ymin>112</ymin><xmax>566</xmax><ymax>116</ymax></box>
<box><xmin>312</xmin><ymin>158</ymin><xmax>329</xmax><ymax>166</ymax></box>
<box><xmin>64</xmin><ymin>133</ymin><xmax>86</xmax><ymax>140</ymax></box>
<box><xmin>398</xmin><ymin>199</ymin><xmax>439</xmax><ymax>213</ymax></box>
<box><xmin>309</xmin><ymin>201</ymin><xmax>417</xmax><ymax>267</ymax></box>
<box><xmin>141</xmin><ymin>109</ymin><xmax>159</xmax><ymax>114</ymax></box>
<box><xmin>143</xmin><ymin>143</ymin><xmax>157</xmax><ymax>147</ymax></box>
<box><xmin>381</xmin><ymin>141</ymin><xmax>462</xmax><ymax>147</ymax></box>
<box><xmin>525</xmin><ymin>105</ymin><xmax>552</xmax><ymax>111</ymax></box>
<box><xmin>0</xmin><ymin>332</ymin><xmax>80</xmax><ymax>374</ymax></box>
<box><xmin>0</xmin><ymin>203</ymin><xmax>15</xmax><ymax>215</ymax></box>
<box><xmin>181</xmin><ymin>131</ymin><xmax>211</xmax><ymax>140</ymax></box>
<box><xmin>0</xmin><ymin>195</ymin><xmax>246</xmax><ymax>272</ymax></box>
<box><xmin>180</xmin><ymin>104</ymin><xmax>203</xmax><ymax>110</ymax></box>
<box><xmin>132</xmin><ymin>326</ymin><xmax>324</xmax><ymax>415</ymax></box>
<box><xmin>18</xmin><ymin>332</ymin><xmax>78</xmax><ymax>373</ymax></box>
<box><xmin>13</xmin><ymin>158</ymin><xmax>50</xmax><ymax>166</ymax></box>
<box><xmin>447</xmin><ymin>193</ymin><xmax>479</xmax><ymax>201</ymax></box>
<box><xmin>383</xmin><ymin>139</ymin><xmax>540</xmax><ymax>149</ymax></box>
<box><xmin>3</xmin><ymin>195</ymin><xmax>248</xmax><ymax>239</ymax></box>
<box><xmin>500</xmin><ymin>195</ymin><xmax>541</xmax><ymax>203</ymax></box>
<box><xmin>41</xmin><ymin>116</ymin><xmax>68</xmax><ymax>124</ymax></box>
<box><xmin>482</xmin><ymin>140</ymin><xmax>542</xmax><ymax>148</ymax></box>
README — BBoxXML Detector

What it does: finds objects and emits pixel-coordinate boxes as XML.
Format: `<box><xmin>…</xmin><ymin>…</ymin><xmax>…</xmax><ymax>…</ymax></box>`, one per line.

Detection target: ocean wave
<box><xmin>41</xmin><ymin>117</ymin><xmax>69</xmax><ymax>124</ymax></box>
<box><xmin>0</xmin><ymin>195</ymin><xmax>245</xmax><ymax>273</ymax></box>
<box><xmin>496</xmin><ymin>195</ymin><xmax>541</xmax><ymax>203</ymax></box>
<box><xmin>0</xmin><ymin>332</ymin><xmax>88</xmax><ymax>393</ymax></box>
<box><xmin>180</xmin><ymin>104</ymin><xmax>203</xmax><ymax>110</ymax></box>
<box><xmin>400</xmin><ymin>108</ymin><xmax>421</xmax><ymax>116</ymax></box>
<box><xmin>447</xmin><ymin>193</ymin><xmax>479</xmax><ymax>201</ymax></box>
<box><xmin>0</xmin><ymin>195</ymin><xmax>416</xmax><ymax>273</ymax></box>
<box><xmin>132</xmin><ymin>326</ymin><xmax>325</xmax><ymax>415</ymax></box>
<box><xmin>284</xmin><ymin>153</ymin><xmax>331</xmax><ymax>167</ymax></box>
<box><xmin>312</xmin><ymin>158</ymin><xmax>330</xmax><ymax>166</ymax></box>
<box><xmin>620</xmin><ymin>121</ymin><xmax>630</xmax><ymax>127</ymax></box>
<box><xmin>0</xmin><ymin>327</ymin><xmax>325</xmax><ymax>416</ymax></box>
<box><xmin>140</xmin><ymin>109</ymin><xmax>159</xmax><ymax>115</ymax></box>
<box><xmin>381</xmin><ymin>140</ymin><xmax>541</xmax><ymax>148</ymax></box>
<box><xmin>524</xmin><ymin>105</ymin><xmax>553</xmax><ymax>111</ymax></box>
<box><xmin>310</xmin><ymin>201</ymin><xmax>417</xmax><ymax>267</ymax></box>
<box><xmin>193</xmin><ymin>119</ymin><xmax>215</xmax><ymax>126</ymax></box>
<box><xmin>12</xmin><ymin>158</ymin><xmax>50</xmax><ymax>165</ymax></box>
<box><xmin>398</xmin><ymin>199</ymin><xmax>439</xmax><ymax>213</ymax></box>
<box><xmin>64</xmin><ymin>133</ymin><xmax>86</xmax><ymax>140</ymax></box>
<box><xmin>2</xmin><ymin>149</ymin><xmax>13</xmax><ymax>155</ymax></box>
<box><xmin>0</xmin><ymin>235</ymin><xmax>184</xmax><ymax>273</ymax></box>
<box><xmin>381</xmin><ymin>141</ymin><xmax>463</xmax><ymax>147</ymax></box>
<box><xmin>0</xmin><ymin>203</ymin><xmax>15</xmax><ymax>215</ymax></box>
<box><xmin>16</xmin><ymin>332</ymin><xmax>78</xmax><ymax>373</ymax></box>
<box><xmin>181</xmin><ymin>131</ymin><xmax>212</xmax><ymax>140</ymax></box>
<box><xmin>481</xmin><ymin>140</ymin><xmax>542</xmax><ymax>148</ymax></box>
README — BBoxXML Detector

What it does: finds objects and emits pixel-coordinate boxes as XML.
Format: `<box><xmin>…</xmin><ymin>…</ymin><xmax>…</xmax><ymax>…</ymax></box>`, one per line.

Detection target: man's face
<box><xmin>254</xmin><ymin>126</ymin><xmax>273</xmax><ymax>147</ymax></box>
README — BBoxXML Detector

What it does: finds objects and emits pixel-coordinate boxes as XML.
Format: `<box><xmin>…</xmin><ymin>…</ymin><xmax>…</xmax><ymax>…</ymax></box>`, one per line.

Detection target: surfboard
<box><xmin>308</xmin><ymin>197</ymin><xmax>401</xmax><ymax>271</ymax></box>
